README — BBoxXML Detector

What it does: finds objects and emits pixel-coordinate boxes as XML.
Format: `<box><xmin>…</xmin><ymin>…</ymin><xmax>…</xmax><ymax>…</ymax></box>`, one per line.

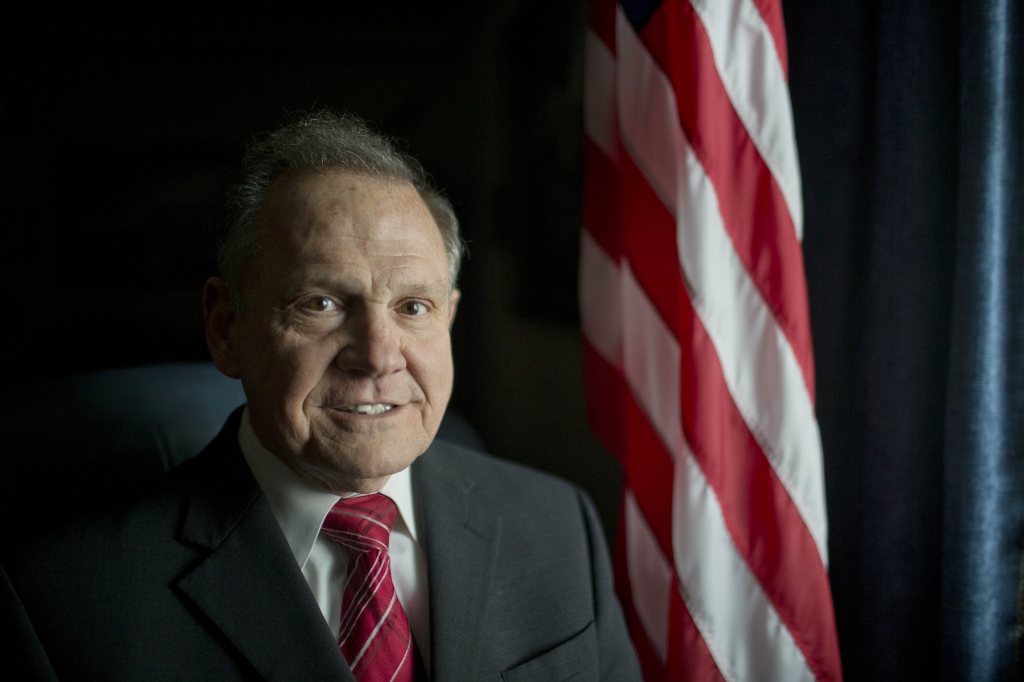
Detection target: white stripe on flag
<box><xmin>579</xmin><ymin>237</ymin><xmax>814</xmax><ymax>681</ymax></box>
<box><xmin>688</xmin><ymin>0</ymin><xmax>804</xmax><ymax>240</ymax></box>
<box><xmin>584</xmin><ymin>29</ymin><xmax>619</xmax><ymax>161</ymax></box>
<box><xmin>673</xmin><ymin>438</ymin><xmax>815</xmax><ymax>682</ymax></box>
<box><xmin>580</xmin><ymin>229</ymin><xmax>683</xmax><ymax>461</ymax></box>
<box><xmin>621</xmin><ymin>259</ymin><xmax>685</xmax><ymax>462</ymax></box>
<box><xmin>615</xmin><ymin>8</ymin><xmax>828</xmax><ymax>562</ymax></box>
<box><xmin>582</xmin><ymin>235</ymin><xmax>680</xmax><ymax>457</ymax></box>
<box><xmin>625</xmin><ymin>488</ymin><xmax>672</xmax><ymax>662</ymax></box>
<box><xmin>579</xmin><ymin>230</ymin><xmax>623</xmax><ymax>366</ymax></box>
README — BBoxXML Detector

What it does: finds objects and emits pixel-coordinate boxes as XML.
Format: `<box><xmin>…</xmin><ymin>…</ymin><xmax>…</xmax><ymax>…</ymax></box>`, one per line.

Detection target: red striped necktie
<box><xmin>320</xmin><ymin>494</ymin><xmax>417</xmax><ymax>682</ymax></box>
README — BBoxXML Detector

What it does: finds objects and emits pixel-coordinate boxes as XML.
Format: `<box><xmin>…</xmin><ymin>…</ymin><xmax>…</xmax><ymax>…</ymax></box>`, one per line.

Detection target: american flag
<box><xmin>580</xmin><ymin>0</ymin><xmax>842</xmax><ymax>680</ymax></box>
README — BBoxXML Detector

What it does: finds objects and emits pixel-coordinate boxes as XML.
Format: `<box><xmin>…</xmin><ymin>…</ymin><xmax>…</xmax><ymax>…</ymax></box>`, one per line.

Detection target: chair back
<box><xmin>0</xmin><ymin>363</ymin><xmax>246</xmax><ymax>553</ymax></box>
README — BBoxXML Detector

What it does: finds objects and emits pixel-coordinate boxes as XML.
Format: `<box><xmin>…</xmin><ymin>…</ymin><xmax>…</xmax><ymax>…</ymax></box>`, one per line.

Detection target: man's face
<box><xmin>207</xmin><ymin>169</ymin><xmax>459</xmax><ymax>494</ymax></box>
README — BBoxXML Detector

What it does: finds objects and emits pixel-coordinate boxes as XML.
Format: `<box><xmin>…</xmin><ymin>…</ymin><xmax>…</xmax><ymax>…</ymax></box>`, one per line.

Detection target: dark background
<box><xmin>2</xmin><ymin>3</ymin><xmax>1020</xmax><ymax>680</ymax></box>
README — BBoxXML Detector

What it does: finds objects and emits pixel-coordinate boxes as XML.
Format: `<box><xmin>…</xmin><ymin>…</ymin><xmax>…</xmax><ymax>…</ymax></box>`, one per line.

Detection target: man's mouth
<box><xmin>338</xmin><ymin>404</ymin><xmax>395</xmax><ymax>415</ymax></box>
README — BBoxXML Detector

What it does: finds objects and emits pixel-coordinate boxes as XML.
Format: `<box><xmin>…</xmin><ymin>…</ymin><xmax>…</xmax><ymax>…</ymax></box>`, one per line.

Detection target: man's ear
<box><xmin>203</xmin><ymin>277</ymin><xmax>242</xmax><ymax>379</ymax></box>
<box><xmin>447</xmin><ymin>289</ymin><xmax>461</xmax><ymax>330</ymax></box>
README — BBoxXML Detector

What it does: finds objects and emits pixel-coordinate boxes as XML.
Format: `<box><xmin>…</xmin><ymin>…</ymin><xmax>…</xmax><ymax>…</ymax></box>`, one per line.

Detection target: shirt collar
<box><xmin>237</xmin><ymin>407</ymin><xmax>419</xmax><ymax>570</ymax></box>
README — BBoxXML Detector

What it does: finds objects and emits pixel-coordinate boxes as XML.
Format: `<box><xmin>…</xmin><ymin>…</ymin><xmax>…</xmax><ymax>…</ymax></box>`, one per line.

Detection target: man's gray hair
<box><xmin>218</xmin><ymin>111</ymin><xmax>464</xmax><ymax>303</ymax></box>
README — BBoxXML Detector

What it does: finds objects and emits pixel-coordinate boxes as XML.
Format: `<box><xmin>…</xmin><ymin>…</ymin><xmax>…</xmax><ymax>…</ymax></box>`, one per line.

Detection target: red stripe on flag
<box><xmin>619</xmin><ymin>152</ymin><xmax>842</xmax><ymax>681</ymax></box>
<box><xmin>583</xmin><ymin>137</ymin><xmax>623</xmax><ymax>261</ymax></box>
<box><xmin>750</xmin><ymin>0</ymin><xmax>789</xmax><ymax>80</ymax></box>
<box><xmin>589</xmin><ymin>0</ymin><xmax>617</xmax><ymax>55</ymax></box>
<box><xmin>614</xmin><ymin>493</ymin><xmax>669</xmax><ymax>682</ymax></box>
<box><xmin>582</xmin><ymin>335</ymin><xmax>627</xmax><ymax>463</ymax></box>
<box><xmin>667</xmin><ymin>583</ymin><xmax>727</xmax><ymax>682</ymax></box>
<box><xmin>583</xmin><ymin>337</ymin><xmax>675</xmax><ymax>558</ymax></box>
<box><xmin>639</xmin><ymin>0</ymin><xmax>816</xmax><ymax>404</ymax></box>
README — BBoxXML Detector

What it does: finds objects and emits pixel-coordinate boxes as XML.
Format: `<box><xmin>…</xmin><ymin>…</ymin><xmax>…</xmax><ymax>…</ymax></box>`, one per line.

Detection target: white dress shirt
<box><xmin>237</xmin><ymin>408</ymin><xmax>431</xmax><ymax>672</ymax></box>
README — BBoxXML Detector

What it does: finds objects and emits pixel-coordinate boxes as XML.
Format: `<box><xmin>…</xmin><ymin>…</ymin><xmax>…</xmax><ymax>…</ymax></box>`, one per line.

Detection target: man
<box><xmin>2</xmin><ymin>113</ymin><xmax>641</xmax><ymax>681</ymax></box>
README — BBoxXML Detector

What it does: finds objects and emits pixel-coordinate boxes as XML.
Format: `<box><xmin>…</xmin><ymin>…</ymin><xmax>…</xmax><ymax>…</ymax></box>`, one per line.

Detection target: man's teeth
<box><xmin>342</xmin><ymin>404</ymin><xmax>394</xmax><ymax>415</ymax></box>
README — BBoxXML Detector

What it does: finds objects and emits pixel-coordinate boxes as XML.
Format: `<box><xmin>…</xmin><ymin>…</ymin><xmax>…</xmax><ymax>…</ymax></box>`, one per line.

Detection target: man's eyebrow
<box><xmin>395</xmin><ymin>281</ymin><xmax>450</xmax><ymax>297</ymax></box>
<box><xmin>284</xmin><ymin>273</ymin><xmax>364</xmax><ymax>293</ymax></box>
<box><xmin>285</xmin><ymin>275</ymin><xmax>450</xmax><ymax>299</ymax></box>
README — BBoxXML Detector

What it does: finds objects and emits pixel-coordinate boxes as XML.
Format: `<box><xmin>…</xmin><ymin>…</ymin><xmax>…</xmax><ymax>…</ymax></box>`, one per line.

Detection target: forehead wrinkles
<box><xmin>265</xmin><ymin>172</ymin><xmax>449</xmax><ymax>294</ymax></box>
<box><xmin>297</xmin><ymin>224</ymin><xmax>438</xmax><ymax>260</ymax></box>
<box><xmin>298</xmin><ymin>239</ymin><xmax>449</xmax><ymax>297</ymax></box>
<box><xmin>304</xmin><ymin>172</ymin><xmax>430</xmax><ymax>237</ymax></box>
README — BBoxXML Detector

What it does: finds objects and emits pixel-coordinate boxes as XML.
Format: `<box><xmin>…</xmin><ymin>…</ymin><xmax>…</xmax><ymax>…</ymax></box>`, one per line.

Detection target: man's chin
<box><xmin>295</xmin><ymin>441</ymin><xmax>426</xmax><ymax>494</ymax></box>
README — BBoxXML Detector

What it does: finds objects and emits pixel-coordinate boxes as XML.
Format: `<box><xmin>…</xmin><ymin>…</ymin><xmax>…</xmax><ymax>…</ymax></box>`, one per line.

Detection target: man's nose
<box><xmin>335</xmin><ymin>307</ymin><xmax>405</xmax><ymax>377</ymax></box>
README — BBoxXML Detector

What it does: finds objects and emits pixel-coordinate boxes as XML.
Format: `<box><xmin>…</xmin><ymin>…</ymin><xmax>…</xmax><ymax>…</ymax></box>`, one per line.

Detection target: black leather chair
<box><xmin>0</xmin><ymin>362</ymin><xmax>483</xmax><ymax>556</ymax></box>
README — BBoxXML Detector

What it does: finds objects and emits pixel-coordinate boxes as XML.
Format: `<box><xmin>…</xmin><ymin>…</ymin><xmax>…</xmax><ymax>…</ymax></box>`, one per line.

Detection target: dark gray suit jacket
<box><xmin>3</xmin><ymin>410</ymin><xmax>641</xmax><ymax>681</ymax></box>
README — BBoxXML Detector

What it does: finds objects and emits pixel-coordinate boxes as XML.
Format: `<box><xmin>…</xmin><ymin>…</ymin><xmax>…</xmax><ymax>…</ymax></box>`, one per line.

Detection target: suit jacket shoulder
<box><xmin>413</xmin><ymin>440</ymin><xmax>641</xmax><ymax>682</ymax></box>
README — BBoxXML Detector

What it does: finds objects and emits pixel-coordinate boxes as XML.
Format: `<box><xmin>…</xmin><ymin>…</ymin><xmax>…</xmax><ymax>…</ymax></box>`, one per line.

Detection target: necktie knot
<box><xmin>321</xmin><ymin>494</ymin><xmax>397</xmax><ymax>553</ymax></box>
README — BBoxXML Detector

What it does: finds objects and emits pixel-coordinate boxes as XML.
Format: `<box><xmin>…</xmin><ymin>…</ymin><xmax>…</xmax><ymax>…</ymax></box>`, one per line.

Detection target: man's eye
<box><xmin>303</xmin><ymin>297</ymin><xmax>337</xmax><ymax>312</ymax></box>
<box><xmin>400</xmin><ymin>301</ymin><xmax>428</xmax><ymax>316</ymax></box>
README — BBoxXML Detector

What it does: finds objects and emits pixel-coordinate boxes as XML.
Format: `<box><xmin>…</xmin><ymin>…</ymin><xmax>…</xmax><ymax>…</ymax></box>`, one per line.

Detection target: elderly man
<box><xmin>2</xmin><ymin>113</ymin><xmax>641</xmax><ymax>681</ymax></box>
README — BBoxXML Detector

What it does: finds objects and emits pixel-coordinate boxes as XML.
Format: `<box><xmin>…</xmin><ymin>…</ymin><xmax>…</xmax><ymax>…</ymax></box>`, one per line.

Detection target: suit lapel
<box><xmin>174</xmin><ymin>414</ymin><xmax>353</xmax><ymax>682</ymax></box>
<box><xmin>413</xmin><ymin>442</ymin><xmax>501</xmax><ymax>682</ymax></box>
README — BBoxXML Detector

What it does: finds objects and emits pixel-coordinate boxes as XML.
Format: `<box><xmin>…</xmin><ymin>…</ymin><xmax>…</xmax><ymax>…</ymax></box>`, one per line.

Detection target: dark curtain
<box><xmin>784</xmin><ymin>0</ymin><xmax>1024</xmax><ymax>679</ymax></box>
